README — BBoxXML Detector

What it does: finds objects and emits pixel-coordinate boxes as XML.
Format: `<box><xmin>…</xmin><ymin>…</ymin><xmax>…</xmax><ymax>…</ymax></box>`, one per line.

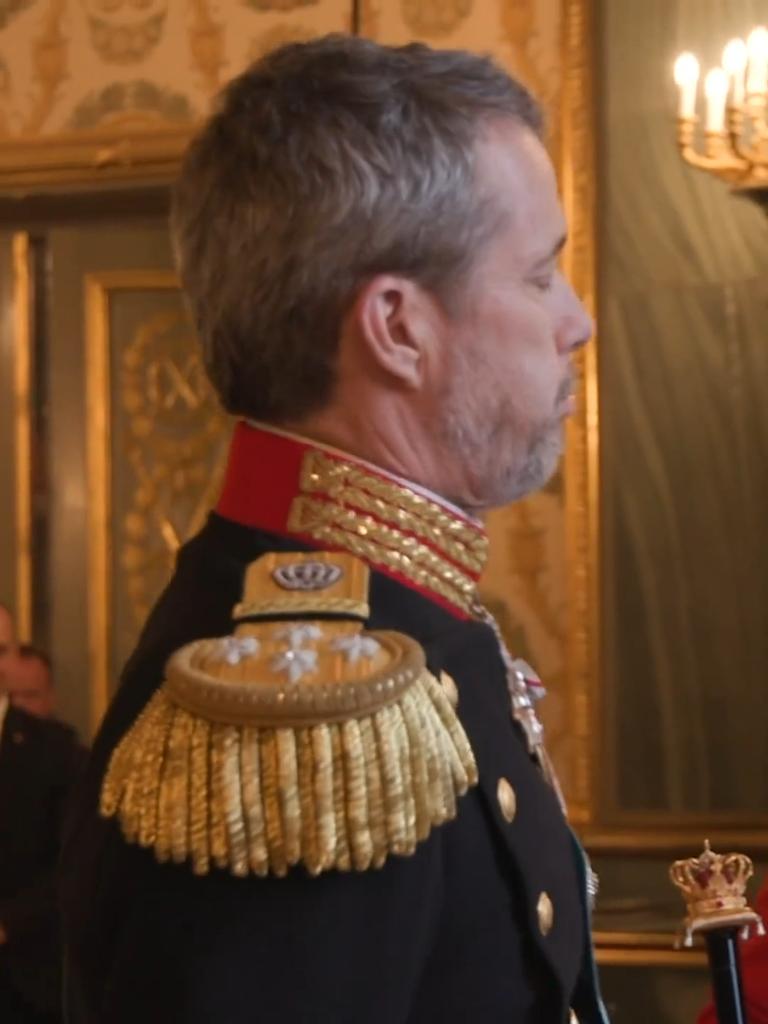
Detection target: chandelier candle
<box><xmin>673</xmin><ymin>26</ymin><xmax>768</xmax><ymax>213</ymax></box>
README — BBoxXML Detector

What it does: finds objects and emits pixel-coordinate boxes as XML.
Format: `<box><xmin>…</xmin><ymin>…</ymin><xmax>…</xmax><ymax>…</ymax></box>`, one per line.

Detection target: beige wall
<box><xmin>0</xmin><ymin>0</ymin><xmax>561</xmax><ymax>138</ymax></box>
<box><xmin>0</xmin><ymin>0</ymin><xmax>351</xmax><ymax>135</ymax></box>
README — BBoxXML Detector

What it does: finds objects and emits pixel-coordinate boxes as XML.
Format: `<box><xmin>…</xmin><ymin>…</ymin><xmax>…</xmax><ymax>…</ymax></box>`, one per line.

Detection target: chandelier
<box><xmin>674</xmin><ymin>27</ymin><xmax>768</xmax><ymax>212</ymax></box>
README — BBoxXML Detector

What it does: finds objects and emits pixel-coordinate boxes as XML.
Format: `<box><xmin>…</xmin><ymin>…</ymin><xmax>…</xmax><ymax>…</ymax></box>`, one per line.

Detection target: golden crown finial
<box><xmin>670</xmin><ymin>840</ymin><xmax>766</xmax><ymax>948</ymax></box>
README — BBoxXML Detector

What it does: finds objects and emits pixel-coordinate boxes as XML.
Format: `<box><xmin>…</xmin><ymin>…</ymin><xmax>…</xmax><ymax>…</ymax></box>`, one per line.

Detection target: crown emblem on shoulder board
<box><xmin>272</xmin><ymin>561</ymin><xmax>344</xmax><ymax>591</ymax></box>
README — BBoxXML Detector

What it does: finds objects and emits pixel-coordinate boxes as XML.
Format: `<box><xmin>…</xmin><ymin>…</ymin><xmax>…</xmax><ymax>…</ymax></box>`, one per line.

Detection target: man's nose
<box><xmin>558</xmin><ymin>288</ymin><xmax>593</xmax><ymax>354</ymax></box>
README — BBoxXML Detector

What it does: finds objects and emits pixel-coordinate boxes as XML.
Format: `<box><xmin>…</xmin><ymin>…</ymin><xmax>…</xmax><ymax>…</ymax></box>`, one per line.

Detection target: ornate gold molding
<box><xmin>12</xmin><ymin>232</ymin><xmax>32</xmax><ymax>642</ymax></box>
<box><xmin>0</xmin><ymin>125</ymin><xmax>191</xmax><ymax>192</ymax></box>
<box><xmin>85</xmin><ymin>270</ymin><xmax>181</xmax><ymax>733</ymax></box>
<box><xmin>85</xmin><ymin>271</ymin><xmax>115</xmax><ymax>734</ymax></box>
<box><xmin>85</xmin><ymin>270</ymin><xmax>228</xmax><ymax>734</ymax></box>
<box><xmin>584</xmin><ymin>822</ymin><xmax>768</xmax><ymax>855</ymax></box>
<box><xmin>560</xmin><ymin>0</ymin><xmax>598</xmax><ymax>826</ymax></box>
<box><xmin>593</xmin><ymin>931</ymin><xmax>707</xmax><ymax>969</ymax></box>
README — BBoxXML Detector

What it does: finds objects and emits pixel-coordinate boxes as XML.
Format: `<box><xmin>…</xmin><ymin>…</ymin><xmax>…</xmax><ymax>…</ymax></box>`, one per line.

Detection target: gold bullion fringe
<box><xmin>100</xmin><ymin>671</ymin><xmax>478</xmax><ymax>877</ymax></box>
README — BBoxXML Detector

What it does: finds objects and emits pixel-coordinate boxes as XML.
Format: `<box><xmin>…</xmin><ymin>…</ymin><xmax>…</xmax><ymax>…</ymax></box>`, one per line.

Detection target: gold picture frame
<box><xmin>11</xmin><ymin>232</ymin><xmax>33</xmax><ymax>642</ymax></box>
<box><xmin>560</xmin><ymin>0</ymin><xmax>599</xmax><ymax>829</ymax></box>
<box><xmin>84</xmin><ymin>269</ymin><xmax>181</xmax><ymax>734</ymax></box>
<box><xmin>0</xmin><ymin>127</ymin><xmax>191</xmax><ymax>193</ymax></box>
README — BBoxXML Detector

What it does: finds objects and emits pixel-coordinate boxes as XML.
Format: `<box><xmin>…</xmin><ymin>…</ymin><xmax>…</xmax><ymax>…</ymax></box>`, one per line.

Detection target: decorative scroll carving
<box><xmin>0</xmin><ymin>0</ymin><xmax>38</xmax><ymax>32</ymax></box>
<box><xmin>81</xmin><ymin>0</ymin><xmax>169</xmax><ymax>65</ymax></box>
<box><xmin>188</xmin><ymin>0</ymin><xmax>226</xmax><ymax>97</ymax></box>
<box><xmin>68</xmin><ymin>81</ymin><xmax>193</xmax><ymax>129</ymax></box>
<box><xmin>22</xmin><ymin>0</ymin><xmax>67</xmax><ymax>134</ymax></box>
<box><xmin>400</xmin><ymin>0</ymin><xmax>471</xmax><ymax>38</ymax></box>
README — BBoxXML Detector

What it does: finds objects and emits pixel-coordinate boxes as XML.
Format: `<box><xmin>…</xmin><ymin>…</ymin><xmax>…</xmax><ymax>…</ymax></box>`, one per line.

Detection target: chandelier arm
<box><xmin>676</xmin><ymin>117</ymin><xmax>749</xmax><ymax>175</ymax></box>
<box><xmin>679</xmin><ymin>146</ymin><xmax>748</xmax><ymax>174</ymax></box>
<box><xmin>726</xmin><ymin>109</ymin><xmax>763</xmax><ymax>166</ymax></box>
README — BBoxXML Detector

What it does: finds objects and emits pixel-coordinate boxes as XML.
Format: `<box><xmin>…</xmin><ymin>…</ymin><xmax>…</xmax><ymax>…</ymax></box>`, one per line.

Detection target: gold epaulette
<box><xmin>100</xmin><ymin>552</ymin><xmax>478</xmax><ymax>878</ymax></box>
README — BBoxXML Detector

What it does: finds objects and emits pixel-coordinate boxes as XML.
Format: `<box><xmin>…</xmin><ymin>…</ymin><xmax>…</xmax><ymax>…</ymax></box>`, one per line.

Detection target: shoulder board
<box><xmin>100</xmin><ymin>551</ymin><xmax>477</xmax><ymax>878</ymax></box>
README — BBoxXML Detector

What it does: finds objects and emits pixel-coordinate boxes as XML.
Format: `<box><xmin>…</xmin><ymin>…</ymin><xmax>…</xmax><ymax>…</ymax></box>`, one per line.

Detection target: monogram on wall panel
<box><xmin>85</xmin><ymin>270</ymin><xmax>230</xmax><ymax>730</ymax></box>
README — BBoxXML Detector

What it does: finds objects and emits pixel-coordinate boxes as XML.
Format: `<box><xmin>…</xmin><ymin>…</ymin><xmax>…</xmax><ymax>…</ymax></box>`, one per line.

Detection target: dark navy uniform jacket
<box><xmin>60</xmin><ymin>423</ymin><xmax>607</xmax><ymax>1024</ymax></box>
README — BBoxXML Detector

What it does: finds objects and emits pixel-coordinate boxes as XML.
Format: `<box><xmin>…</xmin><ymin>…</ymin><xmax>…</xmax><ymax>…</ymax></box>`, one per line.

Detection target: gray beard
<box><xmin>439</xmin><ymin>401</ymin><xmax>562</xmax><ymax>510</ymax></box>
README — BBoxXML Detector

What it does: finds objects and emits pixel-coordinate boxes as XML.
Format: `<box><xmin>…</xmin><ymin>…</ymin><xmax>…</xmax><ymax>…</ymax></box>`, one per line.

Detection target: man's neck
<box><xmin>277</xmin><ymin>406</ymin><xmax>477</xmax><ymax>519</ymax></box>
<box><xmin>259</xmin><ymin>419</ymin><xmax>478</xmax><ymax>522</ymax></box>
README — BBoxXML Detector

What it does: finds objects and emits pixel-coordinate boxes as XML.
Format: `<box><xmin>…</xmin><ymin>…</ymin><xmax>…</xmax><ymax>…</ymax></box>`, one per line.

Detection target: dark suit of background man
<box><xmin>0</xmin><ymin>649</ymin><xmax>84</xmax><ymax>1023</ymax></box>
<box><xmin>61</xmin><ymin>34</ymin><xmax>608</xmax><ymax>1024</ymax></box>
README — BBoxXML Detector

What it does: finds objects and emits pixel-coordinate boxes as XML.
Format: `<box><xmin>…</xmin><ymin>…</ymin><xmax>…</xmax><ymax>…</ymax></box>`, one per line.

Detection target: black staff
<box><xmin>670</xmin><ymin>841</ymin><xmax>765</xmax><ymax>1024</ymax></box>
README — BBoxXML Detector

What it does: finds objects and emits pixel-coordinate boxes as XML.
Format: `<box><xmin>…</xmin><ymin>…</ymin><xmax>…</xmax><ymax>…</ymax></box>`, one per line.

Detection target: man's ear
<box><xmin>349</xmin><ymin>275</ymin><xmax>442</xmax><ymax>390</ymax></box>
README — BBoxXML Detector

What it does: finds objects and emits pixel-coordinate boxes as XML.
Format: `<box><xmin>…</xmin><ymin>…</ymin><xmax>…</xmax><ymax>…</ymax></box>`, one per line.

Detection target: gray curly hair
<box><xmin>171</xmin><ymin>34</ymin><xmax>543</xmax><ymax>422</ymax></box>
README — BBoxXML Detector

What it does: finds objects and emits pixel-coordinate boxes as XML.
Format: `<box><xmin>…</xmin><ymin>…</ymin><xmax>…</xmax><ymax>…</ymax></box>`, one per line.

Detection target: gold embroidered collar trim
<box><xmin>216</xmin><ymin>422</ymin><xmax>489</xmax><ymax>618</ymax></box>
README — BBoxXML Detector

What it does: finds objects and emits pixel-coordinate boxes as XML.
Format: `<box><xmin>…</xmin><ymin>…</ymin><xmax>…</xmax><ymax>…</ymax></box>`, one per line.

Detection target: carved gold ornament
<box><xmin>0</xmin><ymin>0</ymin><xmax>38</xmax><ymax>31</ymax></box>
<box><xmin>188</xmin><ymin>0</ymin><xmax>224</xmax><ymax>97</ymax></box>
<box><xmin>242</xmin><ymin>0</ymin><xmax>317</xmax><ymax>10</ymax></box>
<box><xmin>23</xmin><ymin>0</ymin><xmax>67</xmax><ymax>134</ymax></box>
<box><xmin>100</xmin><ymin>552</ymin><xmax>478</xmax><ymax>877</ymax></box>
<box><xmin>400</xmin><ymin>0</ymin><xmax>471</xmax><ymax>38</ymax></box>
<box><xmin>81</xmin><ymin>0</ymin><xmax>168</xmax><ymax>65</ymax></box>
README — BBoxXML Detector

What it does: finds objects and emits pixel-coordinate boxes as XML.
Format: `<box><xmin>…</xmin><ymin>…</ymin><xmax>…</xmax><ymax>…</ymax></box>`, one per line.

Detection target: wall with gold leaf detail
<box><xmin>0</xmin><ymin>0</ymin><xmax>351</xmax><ymax>135</ymax></box>
<box><xmin>360</xmin><ymin>0</ymin><xmax>561</xmax><ymax>152</ymax></box>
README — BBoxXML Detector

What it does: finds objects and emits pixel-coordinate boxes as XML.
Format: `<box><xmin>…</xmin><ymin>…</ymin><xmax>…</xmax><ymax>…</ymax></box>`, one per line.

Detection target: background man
<box><xmin>0</xmin><ymin>603</ymin><xmax>15</xmax><ymax>660</ymax></box>
<box><xmin>62</xmin><ymin>35</ymin><xmax>605</xmax><ymax>1024</ymax></box>
<box><xmin>0</xmin><ymin>666</ymin><xmax>84</xmax><ymax>1022</ymax></box>
<box><xmin>3</xmin><ymin>646</ymin><xmax>56</xmax><ymax>720</ymax></box>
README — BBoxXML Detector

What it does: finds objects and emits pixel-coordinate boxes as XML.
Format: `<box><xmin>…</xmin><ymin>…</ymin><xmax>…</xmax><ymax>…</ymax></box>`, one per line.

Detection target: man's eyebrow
<box><xmin>532</xmin><ymin>234</ymin><xmax>567</xmax><ymax>266</ymax></box>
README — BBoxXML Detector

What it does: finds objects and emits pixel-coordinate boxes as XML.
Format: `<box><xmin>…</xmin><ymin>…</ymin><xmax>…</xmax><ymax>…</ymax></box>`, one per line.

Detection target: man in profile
<box><xmin>62</xmin><ymin>35</ymin><xmax>607</xmax><ymax>1024</ymax></box>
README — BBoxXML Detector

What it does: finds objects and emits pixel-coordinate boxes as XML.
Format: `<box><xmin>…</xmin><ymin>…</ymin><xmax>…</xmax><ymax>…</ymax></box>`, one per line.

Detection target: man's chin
<box><xmin>485</xmin><ymin>436</ymin><xmax>562</xmax><ymax>508</ymax></box>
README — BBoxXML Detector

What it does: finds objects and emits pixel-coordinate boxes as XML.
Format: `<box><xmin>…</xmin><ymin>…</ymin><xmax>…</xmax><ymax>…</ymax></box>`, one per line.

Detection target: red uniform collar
<box><xmin>216</xmin><ymin>421</ymin><xmax>488</xmax><ymax>620</ymax></box>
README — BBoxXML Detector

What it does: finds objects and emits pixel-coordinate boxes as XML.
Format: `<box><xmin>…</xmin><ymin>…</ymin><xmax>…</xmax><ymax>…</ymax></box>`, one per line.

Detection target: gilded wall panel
<box><xmin>86</xmin><ymin>271</ymin><xmax>230</xmax><ymax>730</ymax></box>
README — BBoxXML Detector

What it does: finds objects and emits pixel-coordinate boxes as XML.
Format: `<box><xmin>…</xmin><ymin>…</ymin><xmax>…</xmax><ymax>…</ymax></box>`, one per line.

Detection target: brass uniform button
<box><xmin>440</xmin><ymin>671</ymin><xmax>459</xmax><ymax>708</ymax></box>
<box><xmin>496</xmin><ymin>777</ymin><xmax>517</xmax><ymax>823</ymax></box>
<box><xmin>537</xmin><ymin>891</ymin><xmax>554</xmax><ymax>936</ymax></box>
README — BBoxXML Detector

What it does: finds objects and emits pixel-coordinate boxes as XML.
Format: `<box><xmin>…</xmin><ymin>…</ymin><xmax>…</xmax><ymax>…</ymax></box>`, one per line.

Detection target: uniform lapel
<box><xmin>429</xmin><ymin>621</ymin><xmax>586</xmax><ymax>1000</ymax></box>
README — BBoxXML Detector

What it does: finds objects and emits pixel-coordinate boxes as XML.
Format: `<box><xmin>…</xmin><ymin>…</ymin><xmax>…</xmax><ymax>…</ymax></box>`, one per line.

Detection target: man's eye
<box><xmin>531</xmin><ymin>276</ymin><xmax>554</xmax><ymax>292</ymax></box>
